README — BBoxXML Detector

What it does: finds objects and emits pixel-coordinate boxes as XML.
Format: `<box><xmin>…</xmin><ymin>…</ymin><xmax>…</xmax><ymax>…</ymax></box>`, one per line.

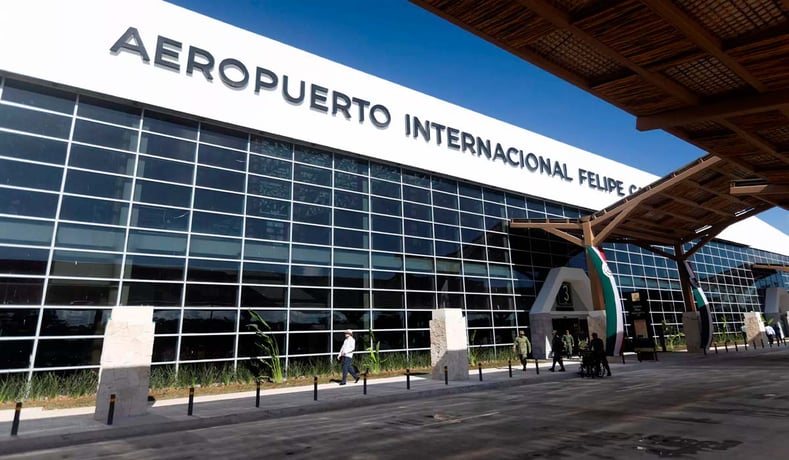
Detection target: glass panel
<box><xmin>433</xmin><ymin>208</ymin><xmax>458</xmax><ymax>225</ymax></box>
<box><xmin>134</xmin><ymin>180</ymin><xmax>192</xmax><ymax>208</ymax></box>
<box><xmin>404</xmin><ymin>219</ymin><xmax>432</xmax><ymax>238</ymax></box>
<box><xmin>371</xmin><ymin>179</ymin><xmax>400</xmax><ymax>198</ymax></box>
<box><xmin>200</xmin><ymin>124</ymin><xmax>247</xmax><ymax>150</ymax></box>
<box><xmin>35</xmin><ymin>339</ymin><xmax>103</xmax><ymax>367</ymax></box>
<box><xmin>0</xmin><ymin>130</ymin><xmax>67</xmax><ymax>164</ymax></box>
<box><xmin>189</xmin><ymin>235</ymin><xmax>241</xmax><ymax>258</ymax></box>
<box><xmin>403</xmin><ymin>202</ymin><xmax>431</xmax><ymax>220</ymax></box>
<box><xmin>0</xmin><ymin>188</ymin><xmax>58</xmax><ymax>218</ymax></box>
<box><xmin>139</xmin><ymin>132</ymin><xmax>196</xmax><ymax>162</ymax></box>
<box><xmin>289</xmin><ymin>332</ymin><xmax>329</xmax><ymax>355</ymax></box>
<box><xmin>250</xmin><ymin>136</ymin><xmax>292</xmax><ymax>159</ymax></box>
<box><xmin>334</xmin><ymin>171</ymin><xmax>367</xmax><ymax>192</ymax></box>
<box><xmin>0</xmin><ymin>309</ymin><xmax>38</xmax><ymax>336</ymax></box>
<box><xmin>407</xmin><ymin>292</ymin><xmax>435</xmax><ymax>309</ymax></box>
<box><xmin>194</xmin><ymin>188</ymin><xmax>243</xmax><ymax>213</ymax></box>
<box><xmin>249</xmin><ymin>154</ymin><xmax>291</xmax><ymax>178</ymax></box>
<box><xmin>127</xmin><ymin>229</ymin><xmax>188</xmax><ymax>256</ymax></box>
<box><xmin>294</xmin><ymin>145</ymin><xmax>332</xmax><ymax>167</ymax></box>
<box><xmin>333</xmin><ymin>268</ymin><xmax>369</xmax><ymax>288</ymax></box>
<box><xmin>459</xmin><ymin>183</ymin><xmax>483</xmax><ymax>198</ymax></box>
<box><xmin>187</xmin><ymin>258</ymin><xmax>239</xmax><ymax>282</ymax></box>
<box><xmin>40</xmin><ymin>308</ymin><xmax>108</xmax><ymax>335</ymax></box>
<box><xmin>78</xmin><ymin>96</ymin><xmax>140</xmax><ymax>127</ymax></box>
<box><xmin>245</xmin><ymin>217</ymin><xmax>290</xmax><ymax>241</ymax></box>
<box><xmin>131</xmin><ymin>204</ymin><xmax>190</xmax><ymax>231</ymax></box>
<box><xmin>460</xmin><ymin>212</ymin><xmax>484</xmax><ymax>229</ymax></box>
<box><xmin>432</xmin><ymin>191</ymin><xmax>457</xmax><ymax>209</ymax></box>
<box><xmin>289</xmin><ymin>309</ymin><xmax>330</xmax><ymax>330</ymax></box>
<box><xmin>247</xmin><ymin>196</ymin><xmax>290</xmax><ymax>220</ymax></box>
<box><xmin>69</xmin><ymin>143</ymin><xmax>135</xmax><ymax>175</ymax></box>
<box><xmin>0</xmin><ymin>247</ymin><xmax>48</xmax><ymax>275</ymax></box>
<box><xmin>372</xmin><ymin>233</ymin><xmax>402</xmax><ymax>252</ymax></box>
<box><xmin>372</xmin><ymin>215</ymin><xmax>401</xmax><ymax>234</ymax></box>
<box><xmin>240</xmin><ymin>285</ymin><xmax>287</xmax><ymax>309</ymax></box>
<box><xmin>292</xmin><ymin>224</ymin><xmax>331</xmax><ymax>245</ymax></box>
<box><xmin>73</xmin><ymin>119</ymin><xmax>137</xmax><ymax>151</ymax></box>
<box><xmin>0</xmin><ymin>158</ymin><xmax>63</xmax><ymax>191</ymax></box>
<box><xmin>179</xmin><ymin>335</ymin><xmax>234</xmax><ymax>360</ymax></box>
<box><xmin>404</xmin><ymin>237</ymin><xmax>432</xmax><ymax>256</ymax></box>
<box><xmin>405</xmin><ymin>272</ymin><xmax>434</xmax><ymax>290</ymax></box>
<box><xmin>243</xmin><ymin>262</ymin><xmax>288</xmax><ymax>284</ymax></box>
<box><xmin>292</xmin><ymin>245</ymin><xmax>331</xmax><ymax>265</ymax></box>
<box><xmin>292</xmin><ymin>203</ymin><xmax>331</xmax><ymax>225</ymax></box>
<box><xmin>59</xmin><ymin>196</ymin><xmax>129</xmax><ymax>225</ymax></box>
<box><xmin>143</xmin><ymin>110</ymin><xmax>198</xmax><ymax>140</ymax></box>
<box><xmin>402</xmin><ymin>185</ymin><xmax>430</xmax><ymax>204</ymax></box>
<box><xmin>241</xmin><ymin>309</ymin><xmax>287</xmax><ymax>331</ymax></box>
<box><xmin>191</xmin><ymin>211</ymin><xmax>242</xmax><ymax>236</ymax></box>
<box><xmin>290</xmin><ymin>285</ymin><xmax>330</xmax><ymax>309</ymax></box>
<box><xmin>370</xmin><ymin>164</ymin><xmax>400</xmax><ymax>181</ymax></box>
<box><xmin>137</xmin><ymin>156</ymin><xmax>194</xmax><ymax>184</ymax></box>
<box><xmin>334</xmin><ymin>228</ymin><xmax>368</xmax><ymax>249</ymax></box>
<box><xmin>459</xmin><ymin>197</ymin><xmax>483</xmax><ymax>213</ymax></box>
<box><xmin>64</xmin><ymin>170</ymin><xmax>132</xmax><ymax>200</ymax></box>
<box><xmin>198</xmin><ymin>144</ymin><xmax>246</xmax><ymax>170</ymax></box>
<box><xmin>0</xmin><ymin>278</ymin><xmax>44</xmax><ymax>305</ymax></box>
<box><xmin>124</xmin><ymin>255</ymin><xmax>184</xmax><ymax>280</ymax></box>
<box><xmin>45</xmin><ymin>280</ymin><xmax>119</xmax><ymax>306</ymax></box>
<box><xmin>2</xmin><ymin>79</ymin><xmax>75</xmax><ymax>113</ymax></box>
<box><xmin>373</xmin><ymin>310</ymin><xmax>404</xmax><ymax>329</ymax></box>
<box><xmin>55</xmin><ymin>223</ymin><xmax>126</xmax><ymax>251</ymax></box>
<box><xmin>293</xmin><ymin>183</ymin><xmax>331</xmax><ymax>205</ymax></box>
<box><xmin>372</xmin><ymin>270</ymin><xmax>403</xmax><ymax>289</ymax></box>
<box><xmin>333</xmin><ymin>249</ymin><xmax>369</xmax><ymax>268</ymax></box>
<box><xmin>334</xmin><ymin>190</ymin><xmax>368</xmax><ymax>211</ymax></box>
<box><xmin>0</xmin><ymin>340</ymin><xmax>33</xmax><ymax>368</ymax></box>
<box><xmin>0</xmin><ymin>217</ymin><xmax>54</xmax><ymax>245</ymax></box>
<box><xmin>50</xmin><ymin>250</ymin><xmax>122</xmax><ymax>278</ymax></box>
<box><xmin>185</xmin><ymin>284</ymin><xmax>238</xmax><ymax>307</ymax></box>
<box><xmin>334</xmin><ymin>209</ymin><xmax>368</xmax><ymax>230</ymax></box>
<box><xmin>404</xmin><ymin>256</ymin><xmax>434</xmax><ymax>273</ymax></box>
<box><xmin>334</xmin><ymin>154</ymin><xmax>368</xmax><ymax>174</ymax></box>
<box><xmin>196</xmin><ymin>166</ymin><xmax>244</xmax><ymax>192</ymax></box>
<box><xmin>333</xmin><ymin>309</ymin><xmax>370</xmax><ymax>330</ymax></box>
<box><xmin>247</xmin><ymin>175</ymin><xmax>291</xmax><ymax>199</ymax></box>
<box><xmin>244</xmin><ymin>240</ymin><xmax>289</xmax><ymax>262</ymax></box>
<box><xmin>0</xmin><ymin>104</ymin><xmax>71</xmax><ymax>138</ymax></box>
<box><xmin>434</xmin><ymin>224</ymin><xmax>459</xmax><ymax>241</ymax></box>
<box><xmin>291</xmin><ymin>266</ymin><xmax>330</xmax><ymax>287</ymax></box>
<box><xmin>182</xmin><ymin>309</ymin><xmax>237</xmax><ymax>333</ymax></box>
<box><xmin>371</xmin><ymin>197</ymin><xmax>401</xmax><ymax>216</ymax></box>
<box><xmin>371</xmin><ymin>290</ymin><xmax>403</xmax><ymax>308</ymax></box>
<box><xmin>152</xmin><ymin>336</ymin><xmax>177</xmax><ymax>361</ymax></box>
<box><xmin>432</xmin><ymin>177</ymin><xmax>457</xmax><ymax>193</ymax></box>
<box><xmin>293</xmin><ymin>164</ymin><xmax>331</xmax><ymax>186</ymax></box>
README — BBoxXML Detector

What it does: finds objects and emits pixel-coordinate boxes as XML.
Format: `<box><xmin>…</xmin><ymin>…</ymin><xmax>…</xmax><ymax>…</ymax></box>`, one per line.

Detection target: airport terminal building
<box><xmin>1</xmin><ymin>1</ymin><xmax>788</xmax><ymax>378</ymax></box>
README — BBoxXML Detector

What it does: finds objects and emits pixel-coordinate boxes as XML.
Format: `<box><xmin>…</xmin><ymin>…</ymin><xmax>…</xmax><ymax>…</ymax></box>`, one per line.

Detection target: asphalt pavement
<box><xmin>1</xmin><ymin>343</ymin><xmax>787</xmax><ymax>458</ymax></box>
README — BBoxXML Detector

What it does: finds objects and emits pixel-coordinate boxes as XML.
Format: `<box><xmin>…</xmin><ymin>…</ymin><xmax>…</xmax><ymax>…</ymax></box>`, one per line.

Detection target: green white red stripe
<box><xmin>684</xmin><ymin>261</ymin><xmax>712</xmax><ymax>349</ymax></box>
<box><xmin>586</xmin><ymin>246</ymin><xmax>624</xmax><ymax>356</ymax></box>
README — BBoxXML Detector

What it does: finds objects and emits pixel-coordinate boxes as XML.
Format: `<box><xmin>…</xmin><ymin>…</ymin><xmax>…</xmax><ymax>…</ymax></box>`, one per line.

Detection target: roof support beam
<box><xmin>730</xmin><ymin>183</ymin><xmax>789</xmax><ymax>196</ymax></box>
<box><xmin>637</xmin><ymin>89</ymin><xmax>789</xmax><ymax>131</ymax></box>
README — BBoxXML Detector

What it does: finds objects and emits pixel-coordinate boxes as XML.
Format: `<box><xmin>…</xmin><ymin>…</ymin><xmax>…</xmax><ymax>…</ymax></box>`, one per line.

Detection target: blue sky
<box><xmin>169</xmin><ymin>0</ymin><xmax>787</xmax><ymax>235</ymax></box>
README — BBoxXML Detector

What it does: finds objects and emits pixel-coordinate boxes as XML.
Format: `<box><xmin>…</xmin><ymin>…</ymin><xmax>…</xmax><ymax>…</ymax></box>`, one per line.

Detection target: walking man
<box><xmin>563</xmin><ymin>330</ymin><xmax>575</xmax><ymax>358</ymax></box>
<box><xmin>337</xmin><ymin>329</ymin><xmax>360</xmax><ymax>385</ymax></box>
<box><xmin>550</xmin><ymin>331</ymin><xmax>566</xmax><ymax>372</ymax></box>
<box><xmin>513</xmin><ymin>330</ymin><xmax>532</xmax><ymax>371</ymax></box>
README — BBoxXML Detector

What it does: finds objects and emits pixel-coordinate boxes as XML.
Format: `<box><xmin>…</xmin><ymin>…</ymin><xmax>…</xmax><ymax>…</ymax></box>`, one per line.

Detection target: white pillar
<box><xmin>430</xmin><ymin>309</ymin><xmax>468</xmax><ymax>381</ymax></box>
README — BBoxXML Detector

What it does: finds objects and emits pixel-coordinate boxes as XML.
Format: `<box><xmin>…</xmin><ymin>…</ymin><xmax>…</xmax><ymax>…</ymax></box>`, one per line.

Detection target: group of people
<box><xmin>511</xmin><ymin>329</ymin><xmax>611</xmax><ymax>376</ymax></box>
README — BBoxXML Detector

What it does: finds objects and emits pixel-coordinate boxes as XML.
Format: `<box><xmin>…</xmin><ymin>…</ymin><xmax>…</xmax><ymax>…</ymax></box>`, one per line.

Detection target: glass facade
<box><xmin>1</xmin><ymin>76</ymin><xmax>787</xmax><ymax>377</ymax></box>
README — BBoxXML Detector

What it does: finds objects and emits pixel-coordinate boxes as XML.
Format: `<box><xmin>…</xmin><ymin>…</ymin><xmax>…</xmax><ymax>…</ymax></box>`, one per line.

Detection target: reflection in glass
<box><xmin>122</xmin><ymin>282</ymin><xmax>182</xmax><ymax>306</ymax></box>
<box><xmin>35</xmin><ymin>339</ymin><xmax>103</xmax><ymax>367</ymax></box>
<box><xmin>179</xmin><ymin>335</ymin><xmax>234</xmax><ymax>360</ymax></box>
<box><xmin>50</xmin><ymin>250</ymin><xmax>122</xmax><ymax>278</ymax></box>
<box><xmin>0</xmin><ymin>158</ymin><xmax>63</xmax><ymax>191</ymax></box>
<box><xmin>187</xmin><ymin>258</ymin><xmax>239</xmax><ymax>283</ymax></box>
<box><xmin>0</xmin><ymin>340</ymin><xmax>33</xmax><ymax>368</ymax></box>
<box><xmin>185</xmin><ymin>284</ymin><xmax>238</xmax><ymax>307</ymax></box>
<box><xmin>0</xmin><ymin>188</ymin><xmax>58</xmax><ymax>218</ymax></box>
<box><xmin>0</xmin><ymin>130</ymin><xmax>67</xmax><ymax>164</ymax></box>
<box><xmin>182</xmin><ymin>309</ymin><xmax>237</xmax><ymax>333</ymax></box>
<box><xmin>41</xmin><ymin>308</ymin><xmax>108</xmax><ymax>335</ymax></box>
<box><xmin>0</xmin><ymin>278</ymin><xmax>44</xmax><ymax>305</ymax></box>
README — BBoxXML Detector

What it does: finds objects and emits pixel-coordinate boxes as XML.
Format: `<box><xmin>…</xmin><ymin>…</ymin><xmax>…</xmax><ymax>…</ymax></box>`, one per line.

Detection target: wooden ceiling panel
<box><xmin>412</xmin><ymin>0</ymin><xmax>789</xmax><ymax>246</ymax></box>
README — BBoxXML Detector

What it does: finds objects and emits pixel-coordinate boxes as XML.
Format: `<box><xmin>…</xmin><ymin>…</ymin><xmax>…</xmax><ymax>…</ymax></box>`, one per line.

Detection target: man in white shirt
<box><xmin>337</xmin><ymin>329</ymin><xmax>360</xmax><ymax>385</ymax></box>
<box><xmin>765</xmin><ymin>324</ymin><xmax>776</xmax><ymax>345</ymax></box>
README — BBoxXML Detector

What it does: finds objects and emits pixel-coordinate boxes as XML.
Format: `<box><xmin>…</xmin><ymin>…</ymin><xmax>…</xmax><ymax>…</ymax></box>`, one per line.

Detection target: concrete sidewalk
<box><xmin>1</xmin><ymin>346</ymin><xmax>782</xmax><ymax>456</ymax></box>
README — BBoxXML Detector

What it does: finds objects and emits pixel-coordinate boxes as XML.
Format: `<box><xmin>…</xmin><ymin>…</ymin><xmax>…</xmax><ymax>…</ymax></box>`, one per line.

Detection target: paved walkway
<box><xmin>1</xmin><ymin>344</ymin><xmax>786</xmax><ymax>456</ymax></box>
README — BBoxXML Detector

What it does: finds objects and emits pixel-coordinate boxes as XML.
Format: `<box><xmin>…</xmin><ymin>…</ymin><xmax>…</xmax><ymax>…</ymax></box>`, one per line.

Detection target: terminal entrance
<box><xmin>552</xmin><ymin>317</ymin><xmax>589</xmax><ymax>353</ymax></box>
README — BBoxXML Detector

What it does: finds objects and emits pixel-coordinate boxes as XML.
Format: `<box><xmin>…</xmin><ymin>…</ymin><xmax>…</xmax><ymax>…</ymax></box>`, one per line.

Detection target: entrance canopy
<box><xmin>412</xmin><ymin>0</ymin><xmax>789</xmax><ymax>251</ymax></box>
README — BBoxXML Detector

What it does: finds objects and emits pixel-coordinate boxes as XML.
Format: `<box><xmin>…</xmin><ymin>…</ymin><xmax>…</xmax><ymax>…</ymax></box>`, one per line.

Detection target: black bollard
<box><xmin>107</xmin><ymin>394</ymin><xmax>116</xmax><ymax>425</ymax></box>
<box><xmin>621</xmin><ymin>352</ymin><xmax>625</xmax><ymax>364</ymax></box>
<box><xmin>363</xmin><ymin>370</ymin><xmax>368</xmax><ymax>395</ymax></box>
<box><xmin>11</xmin><ymin>402</ymin><xmax>22</xmax><ymax>436</ymax></box>
<box><xmin>534</xmin><ymin>358</ymin><xmax>539</xmax><ymax>375</ymax></box>
<box><xmin>444</xmin><ymin>365</ymin><xmax>448</xmax><ymax>385</ymax></box>
<box><xmin>188</xmin><ymin>387</ymin><xmax>194</xmax><ymax>416</ymax></box>
<box><xmin>761</xmin><ymin>339</ymin><xmax>765</xmax><ymax>349</ymax></box>
<box><xmin>724</xmin><ymin>342</ymin><xmax>729</xmax><ymax>353</ymax></box>
<box><xmin>703</xmin><ymin>346</ymin><xmax>707</xmax><ymax>356</ymax></box>
<box><xmin>735</xmin><ymin>341</ymin><xmax>739</xmax><ymax>352</ymax></box>
<box><xmin>406</xmin><ymin>368</ymin><xmax>411</xmax><ymax>390</ymax></box>
<box><xmin>508</xmin><ymin>359</ymin><xmax>512</xmax><ymax>378</ymax></box>
<box><xmin>313</xmin><ymin>376</ymin><xmax>318</xmax><ymax>401</ymax></box>
<box><xmin>478</xmin><ymin>362</ymin><xmax>483</xmax><ymax>381</ymax></box>
<box><xmin>255</xmin><ymin>380</ymin><xmax>261</xmax><ymax>408</ymax></box>
<box><xmin>714</xmin><ymin>343</ymin><xmax>718</xmax><ymax>354</ymax></box>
